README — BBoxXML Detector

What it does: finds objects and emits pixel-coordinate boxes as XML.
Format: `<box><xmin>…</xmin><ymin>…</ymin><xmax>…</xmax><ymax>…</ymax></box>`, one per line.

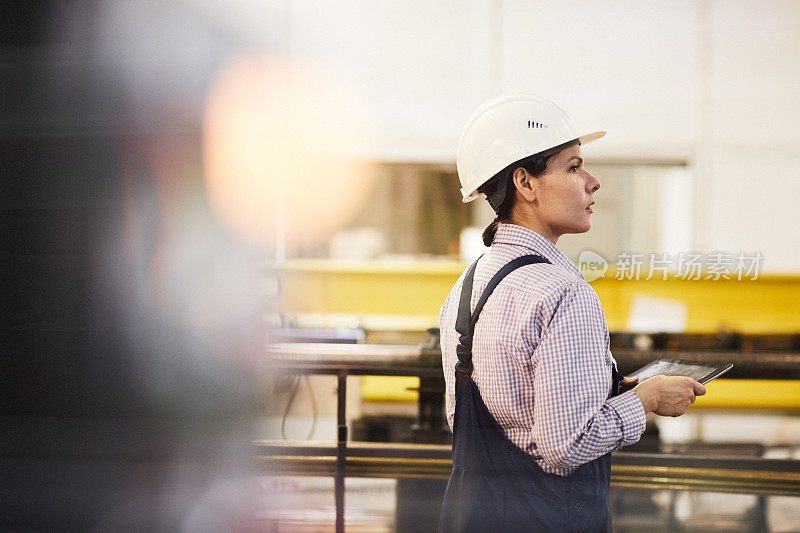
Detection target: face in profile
<box><xmin>530</xmin><ymin>144</ymin><xmax>601</xmax><ymax>239</ymax></box>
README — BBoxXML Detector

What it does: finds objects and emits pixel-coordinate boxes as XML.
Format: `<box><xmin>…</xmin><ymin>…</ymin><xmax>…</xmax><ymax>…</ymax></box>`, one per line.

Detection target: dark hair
<box><xmin>478</xmin><ymin>157</ymin><xmax>551</xmax><ymax>247</ymax></box>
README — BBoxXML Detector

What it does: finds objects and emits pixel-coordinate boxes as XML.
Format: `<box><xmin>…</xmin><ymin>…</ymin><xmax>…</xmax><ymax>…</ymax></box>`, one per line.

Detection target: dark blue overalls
<box><xmin>439</xmin><ymin>256</ymin><xmax>624</xmax><ymax>533</ymax></box>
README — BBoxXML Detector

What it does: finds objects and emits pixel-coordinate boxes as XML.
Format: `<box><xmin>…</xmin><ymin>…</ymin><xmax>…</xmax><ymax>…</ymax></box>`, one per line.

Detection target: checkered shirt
<box><xmin>440</xmin><ymin>224</ymin><xmax>646</xmax><ymax>477</ymax></box>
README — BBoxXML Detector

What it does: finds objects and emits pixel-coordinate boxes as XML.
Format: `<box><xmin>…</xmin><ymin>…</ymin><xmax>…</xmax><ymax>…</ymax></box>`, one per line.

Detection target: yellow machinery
<box><xmin>272</xmin><ymin>259</ymin><xmax>800</xmax><ymax>334</ymax></box>
<box><xmin>270</xmin><ymin>259</ymin><xmax>800</xmax><ymax>409</ymax></box>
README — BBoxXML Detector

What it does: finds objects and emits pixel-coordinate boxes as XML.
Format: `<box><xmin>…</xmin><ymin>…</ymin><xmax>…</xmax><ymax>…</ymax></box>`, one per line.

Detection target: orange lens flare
<box><xmin>203</xmin><ymin>55</ymin><xmax>374</xmax><ymax>253</ymax></box>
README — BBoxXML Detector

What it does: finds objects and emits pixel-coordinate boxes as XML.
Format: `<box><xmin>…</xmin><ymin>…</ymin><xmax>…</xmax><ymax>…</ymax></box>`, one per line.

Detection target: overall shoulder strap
<box><xmin>454</xmin><ymin>254</ymin><xmax>551</xmax><ymax>372</ymax></box>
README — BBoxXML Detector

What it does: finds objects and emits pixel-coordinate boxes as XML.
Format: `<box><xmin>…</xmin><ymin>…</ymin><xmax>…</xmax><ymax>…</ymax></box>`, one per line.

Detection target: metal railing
<box><xmin>262</xmin><ymin>343</ymin><xmax>800</xmax><ymax>531</ymax></box>
<box><xmin>256</xmin><ymin>441</ymin><xmax>800</xmax><ymax>497</ymax></box>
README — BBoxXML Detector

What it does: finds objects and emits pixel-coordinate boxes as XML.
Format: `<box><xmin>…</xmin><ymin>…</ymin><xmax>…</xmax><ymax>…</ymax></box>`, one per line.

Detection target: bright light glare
<box><xmin>203</xmin><ymin>55</ymin><xmax>374</xmax><ymax>255</ymax></box>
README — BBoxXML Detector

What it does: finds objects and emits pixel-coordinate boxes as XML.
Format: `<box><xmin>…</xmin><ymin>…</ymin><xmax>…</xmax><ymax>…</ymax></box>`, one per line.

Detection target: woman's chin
<box><xmin>572</xmin><ymin>222</ymin><xmax>592</xmax><ymax>234</ymax></box>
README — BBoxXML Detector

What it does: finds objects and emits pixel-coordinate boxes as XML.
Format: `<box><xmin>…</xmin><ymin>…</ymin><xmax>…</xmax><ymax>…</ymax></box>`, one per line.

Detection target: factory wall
<box><xmin>243</xmin><ymin>0</ymin><xmax>800</xmax><ymax>270</ymax></box>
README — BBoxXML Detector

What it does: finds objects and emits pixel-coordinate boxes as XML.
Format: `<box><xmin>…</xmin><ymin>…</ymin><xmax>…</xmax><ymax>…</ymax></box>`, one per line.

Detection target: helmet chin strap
<box><xmin>485</xmin><ymin>155</ymin><xmax>545</xmax><ymax>214</ymax></box>
<box><xmin>486</xmin><ymin>175</ymin><xmax>509</xmax><ymax>213</ymax></box>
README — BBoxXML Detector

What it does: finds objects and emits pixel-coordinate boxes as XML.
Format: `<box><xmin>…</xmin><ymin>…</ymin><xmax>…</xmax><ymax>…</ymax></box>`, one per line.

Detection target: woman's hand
<box><xmin>633</xmin><ymin>375</ymin><xmax>707</xmax><ymax>417</ymax></box>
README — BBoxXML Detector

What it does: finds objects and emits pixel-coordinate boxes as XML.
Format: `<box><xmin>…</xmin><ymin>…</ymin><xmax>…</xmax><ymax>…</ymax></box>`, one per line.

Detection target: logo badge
<box><xmin>578</xmin><ymin>250</ymin><xmax>609</xmax><ymax>282</ymax></box>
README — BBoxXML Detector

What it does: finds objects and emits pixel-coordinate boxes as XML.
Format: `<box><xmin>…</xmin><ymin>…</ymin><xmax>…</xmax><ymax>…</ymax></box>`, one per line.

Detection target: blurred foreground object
<box><xmin>1</xmin><ymin>2</ymin><xmax>263</xmax><ymax>529</ymax></box>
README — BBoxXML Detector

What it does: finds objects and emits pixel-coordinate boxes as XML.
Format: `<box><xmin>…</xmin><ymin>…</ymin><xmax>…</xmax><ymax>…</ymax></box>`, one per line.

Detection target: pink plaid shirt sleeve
<box><xmin>531</xmin><ymin>280</ymin><xmax>645</xmax><ymax>469</ymax></box>
<box><xmin>441</xmin><ymin>224</ymin><xmax>646</xmax><ymax>477</ymax></box>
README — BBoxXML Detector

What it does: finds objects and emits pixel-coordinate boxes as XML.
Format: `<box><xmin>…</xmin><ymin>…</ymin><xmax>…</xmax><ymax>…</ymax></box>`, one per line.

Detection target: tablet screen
<box><xmin>628</xmin><ymin>359</ymin><xmax>733</xmax><ymax>384</ymax></box>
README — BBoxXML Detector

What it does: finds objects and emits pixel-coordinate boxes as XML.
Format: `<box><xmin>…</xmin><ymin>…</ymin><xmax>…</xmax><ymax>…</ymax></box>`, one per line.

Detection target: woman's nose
<box><xmin>586</xmin><ymin>171</ymin><xmax>600</xmax><ymax>193</ymax></box>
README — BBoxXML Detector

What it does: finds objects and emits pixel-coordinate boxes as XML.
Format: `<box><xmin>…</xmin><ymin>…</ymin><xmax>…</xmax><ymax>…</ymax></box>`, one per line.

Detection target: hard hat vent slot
<box><xmin>527</xmin><ymin>120</ymin><xmax>547</xmax><ymax>129</ymax></box>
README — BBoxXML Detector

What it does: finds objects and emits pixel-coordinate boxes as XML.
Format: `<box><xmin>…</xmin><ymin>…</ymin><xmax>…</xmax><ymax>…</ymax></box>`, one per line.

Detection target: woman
<box><xmin>439</xmin><ymin>94</ymin><xmax>706</xmax><ymax>532</ymax></box>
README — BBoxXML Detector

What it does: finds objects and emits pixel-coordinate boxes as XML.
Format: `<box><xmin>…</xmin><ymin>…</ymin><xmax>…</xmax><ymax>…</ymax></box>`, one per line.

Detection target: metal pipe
<box><xmin>255</xmin><ymin>443</ymin><xmax>800</xmax><ymax>497</ymax></box>
<box><xmin>335</xmin><ymin>371</ymin><xmax>347</xmax><ymax>533</ymax></box>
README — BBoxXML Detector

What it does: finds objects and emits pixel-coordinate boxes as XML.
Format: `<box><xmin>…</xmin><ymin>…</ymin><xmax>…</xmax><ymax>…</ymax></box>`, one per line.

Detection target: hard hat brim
<box><xmin>578</xmin><ymin>131</ymin><xmax>606</xmax><ymax>145</ymax></box>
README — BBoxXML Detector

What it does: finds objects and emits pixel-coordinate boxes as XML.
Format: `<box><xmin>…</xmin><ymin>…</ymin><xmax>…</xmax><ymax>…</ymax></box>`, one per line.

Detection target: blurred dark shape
<box><xmin>0</xmin><ymin>1</ymin><xmax>262</xmax><ymax>529</ymax></box>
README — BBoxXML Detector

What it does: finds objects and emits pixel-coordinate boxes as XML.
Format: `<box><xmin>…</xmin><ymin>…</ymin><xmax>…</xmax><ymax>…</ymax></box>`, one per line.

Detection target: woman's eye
<box><xmin>570</xmin><ymin>165</ymin><xmax>580</xmax><ymax>172</ymax></box>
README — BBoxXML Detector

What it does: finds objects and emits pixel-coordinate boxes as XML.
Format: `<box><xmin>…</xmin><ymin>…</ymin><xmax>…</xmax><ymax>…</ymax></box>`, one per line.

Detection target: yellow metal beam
<box><xmin>271</xmin><ymin>260</ymin><xmax>800</xmax><ymax>406</ymax></box>
<box><xmin>272</xmin><ymin>259</ymin><xmax>461</xmax><ymax>319</ymax></box>
<box><xmin>271</xmin><ymin>259</ymin><xmax>800</xmax><ymax>335</ymax></box>
<box><xmin>693</xmin><ymin>379</ymin><xmax>800</xmax><ymax>410</ymax></box>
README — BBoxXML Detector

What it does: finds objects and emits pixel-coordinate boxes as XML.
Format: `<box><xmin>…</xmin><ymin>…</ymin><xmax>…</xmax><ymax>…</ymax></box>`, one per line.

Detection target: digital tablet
<box><xmin>628</xmin><ymin>358</ymin><xmax>733</xmax><ymax>385</ymax></box>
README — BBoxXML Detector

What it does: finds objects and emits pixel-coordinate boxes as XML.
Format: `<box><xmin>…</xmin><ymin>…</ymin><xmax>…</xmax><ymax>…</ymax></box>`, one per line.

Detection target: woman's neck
<box><xmin>508</xmin><ymin>211</ymin><xmax>559</xmax><ymax>245</ymax></box>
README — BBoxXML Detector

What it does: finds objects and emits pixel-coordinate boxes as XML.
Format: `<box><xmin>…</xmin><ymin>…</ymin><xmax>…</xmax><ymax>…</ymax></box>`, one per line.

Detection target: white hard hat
<box><xmin>457</xmin><ymin>94</ymin><xmax>605</xmax><ymax>204</ymax></box>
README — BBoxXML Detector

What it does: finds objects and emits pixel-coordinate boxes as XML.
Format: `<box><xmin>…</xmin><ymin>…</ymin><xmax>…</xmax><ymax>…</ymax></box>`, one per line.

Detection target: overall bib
<box><xmin>439</xmin><ymin>256</ymin><xmax>624</xmax><ymax>533</ymax></box>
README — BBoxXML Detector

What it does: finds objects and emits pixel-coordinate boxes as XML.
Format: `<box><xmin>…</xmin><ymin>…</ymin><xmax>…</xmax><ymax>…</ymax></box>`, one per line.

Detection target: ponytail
<box><xmin>478</xmin><ymin>171</ymin><xmax>516</xmax><ymax>247</ymax></box>
<box><xmin>482</xmin><ymin>217</ymin><xmax>502</xmax><ymax>247</ymax></box>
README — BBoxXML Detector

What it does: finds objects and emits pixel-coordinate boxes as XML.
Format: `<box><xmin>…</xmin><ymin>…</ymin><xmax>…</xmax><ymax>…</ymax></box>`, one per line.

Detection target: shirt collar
<box><xmin>492</xmin><ymin>223</ymin><xmax>583</xmax><ymax>279</ymax></box>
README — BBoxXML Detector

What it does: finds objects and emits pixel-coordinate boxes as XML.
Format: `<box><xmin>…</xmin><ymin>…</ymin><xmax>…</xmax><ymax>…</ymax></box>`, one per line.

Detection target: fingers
<box><xmin>620</xmin><ymin>376</ymin><xmax>639</xmax><ymax>392</ymax></box>
<box><xmin>635</xmin><ymin>375</ymin><xmax>708</xmax><ymax>417</ymax></box>
<box><xmin>674</xmin><ymin>395</ymin><xmax>694</xmax><ymax>416</ymax></box>
<box><xmin>691</xmin><ymin>379</ymin><xmax>707</xmax><ymax>396</ymax></box>
<box><xmin>685</xmin><ymin>378</ymin><xmax>703</xmax><ymax>408</ymax></box>
<box><xmin>655</xmin><ymin>377</ymin><xmax>705</xmax><ymax>417</ymax></box>
<box><xmin>669</xmin><ymin>401</ymin><xmax>689</xmax><ymax>417</ymax></box>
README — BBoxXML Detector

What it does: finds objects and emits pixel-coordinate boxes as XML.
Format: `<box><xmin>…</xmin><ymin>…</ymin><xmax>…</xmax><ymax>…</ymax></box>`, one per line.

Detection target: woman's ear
<box><xmin>512</xmin><ymin>167</ymin><xmax>536</xmax><ymax>202</ymax></box>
